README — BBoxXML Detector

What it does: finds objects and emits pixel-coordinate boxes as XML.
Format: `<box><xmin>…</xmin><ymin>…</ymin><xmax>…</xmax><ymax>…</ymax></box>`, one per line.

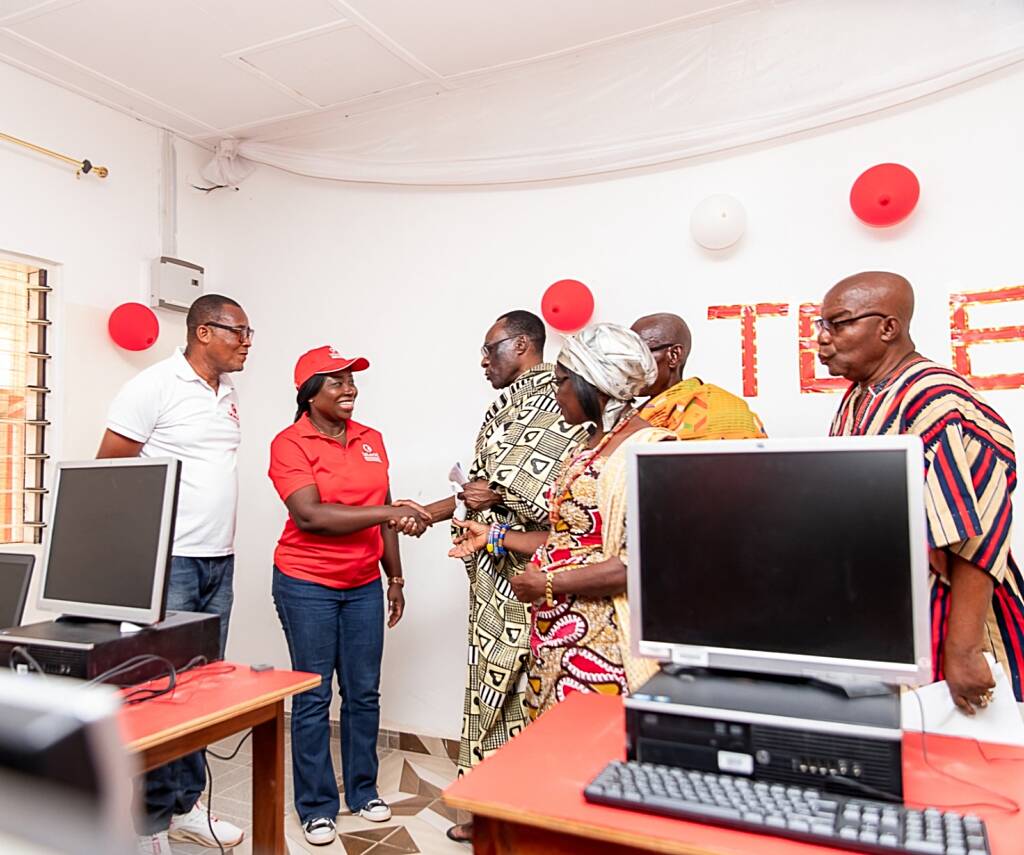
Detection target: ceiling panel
<box><xmin>243</xmin><ymin>24</ymin><xmax>425</xmax><ymax>107</ymax></box>
<box><xmin>9</xmin><ymin>0</ymin><xmax>312</xmax><ymax>128</ymax></box>
<box><xmin>209</xmin><ymin>80</ymin><xmax>439</xmax><ymax>140</ymax></box>
<box><xmin>342</xmin><ymin>0</ymin><xmax>743</xmax><ymax>76</ymax></box>
<box><xmin>1</xmin><ymin>0</ymin><xmax>762</xmax><ymax>141</ymax></box>
<box><xmin>0</xmin><ymin>0</ymin><xmax>72</xmax><ymax>22</ymax></box>
<box><xmin>183</xmin><ymin>0</ymin><xmax>346</xmax><ymax>52</ymax></box>
<box><xmin>0</xmin><ymin>28</ymin><xmax>216</xmax><ymax>136</ymax></box>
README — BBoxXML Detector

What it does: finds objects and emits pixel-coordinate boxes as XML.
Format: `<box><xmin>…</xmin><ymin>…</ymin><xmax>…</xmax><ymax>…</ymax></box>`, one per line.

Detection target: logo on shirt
<box><xmin>227</xmin><ymin>402</ymin><xmax>240</xmax><ymax>423</ymax></box>
<box><xmin>361</xmin><ymin>442</ymin><xmax>382</xmax><ymax>463</ymax></box>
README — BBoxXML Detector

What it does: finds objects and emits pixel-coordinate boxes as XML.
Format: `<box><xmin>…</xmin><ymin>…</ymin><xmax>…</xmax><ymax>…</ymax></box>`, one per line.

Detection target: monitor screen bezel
<box><xmin>0</xmin><ymin>553</ymin><xmax>34</xmax><ymax>629</ymax></box>
<box><xmin>626</xmin><ymin>436</ymin><xmax>932</xmax><ymax>685</ymax></box>
<box><xmin>37</xmin><ymin>458</ymin><xmax>179</xmax><ymax>625</ymax></box>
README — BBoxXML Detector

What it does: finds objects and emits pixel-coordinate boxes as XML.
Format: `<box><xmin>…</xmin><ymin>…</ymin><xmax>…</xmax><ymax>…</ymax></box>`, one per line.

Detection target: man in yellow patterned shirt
<box><xmin>631</xmin><ymin>313</ymin><xmax>766</xmax><ymax>440</ymax></box>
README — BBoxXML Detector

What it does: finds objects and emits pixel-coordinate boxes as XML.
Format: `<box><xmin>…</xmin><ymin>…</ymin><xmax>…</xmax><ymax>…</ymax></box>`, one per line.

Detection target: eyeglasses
<box><xmin>204</xmin><ymin>322</ymin><xmax>255</xmax><ymax>342</ymax></box>
<box><xmin>480</xmin><ymin>335</ymin><xmax>521</xmax><ymax>357</ymax></box>
<box><xmin>647</xmin><ymin>343</ymin><xmax>676</xmax><ymax>353</ymax></box>
<box><xmin>814</xmin><ymin>313</ymin><xmax>886</xmax><ymax>336</ymax></box>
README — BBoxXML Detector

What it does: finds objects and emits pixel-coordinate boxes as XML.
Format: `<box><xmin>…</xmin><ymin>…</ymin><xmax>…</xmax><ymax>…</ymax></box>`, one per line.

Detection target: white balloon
<box><xmin>690</xmin><ymin>194</ymin><xmax>746</xmax><ymax>250</ymax></box>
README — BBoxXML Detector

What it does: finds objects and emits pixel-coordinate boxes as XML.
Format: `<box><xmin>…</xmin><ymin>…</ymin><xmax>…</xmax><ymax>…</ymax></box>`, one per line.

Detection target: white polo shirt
<box><xmin>106</xmin><ymin>347</ymin><xmax>241</xmax><ymax>557</ymax></box>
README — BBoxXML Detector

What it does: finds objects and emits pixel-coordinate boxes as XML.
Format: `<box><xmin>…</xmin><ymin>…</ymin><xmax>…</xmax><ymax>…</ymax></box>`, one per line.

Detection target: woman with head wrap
<box><xmin>451</xmin><ymin>323</ymin><xmax>676</xmax><ymax>719</ymax></box>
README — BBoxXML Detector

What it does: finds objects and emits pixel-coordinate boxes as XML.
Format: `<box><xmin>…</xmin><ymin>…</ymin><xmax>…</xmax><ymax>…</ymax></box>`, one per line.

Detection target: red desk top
<box><xmin>118</xmin><ymin>661</ymin><xmax>319</xmax><ymax>751</ymax></box>
<box><xmin>444</xmin><ymin>693</ymin><xmax>1024</xmax><ymax>854</ymax></box>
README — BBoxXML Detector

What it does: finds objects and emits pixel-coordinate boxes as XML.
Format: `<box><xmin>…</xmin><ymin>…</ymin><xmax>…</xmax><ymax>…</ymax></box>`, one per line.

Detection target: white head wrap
<box><xmin>557</xmin><ymin>323</ymin><xmax>657</xmax><ymax>431</ymax></box>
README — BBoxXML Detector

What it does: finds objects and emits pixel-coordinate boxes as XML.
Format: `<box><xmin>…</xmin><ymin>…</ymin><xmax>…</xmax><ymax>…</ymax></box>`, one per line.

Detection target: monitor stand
<box><xmin>54</xmin><ymin>614</ymin><xmax>145</xmax><ymax>634</ymax></box>
<box><xmin>662</xmin><ymin>663</ymin><xmax>893</xmax><ymax>699</ymax></box>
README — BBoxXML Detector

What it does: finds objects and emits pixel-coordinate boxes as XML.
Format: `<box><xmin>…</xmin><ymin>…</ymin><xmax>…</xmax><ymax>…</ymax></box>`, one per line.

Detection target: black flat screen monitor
<box><xmin>627</xmin><ymin>437</ymin><xmax>931</xmax><ymax>685</ymax></box>
<box><xmin>0</xmin><ymin>553</ymin><xmax>33</xmax><ymax>629</ymax></box>
<box><xmin>38</xmin><ymin>459</ymin><xmax>179</xmax><ymax>625</ymax></box>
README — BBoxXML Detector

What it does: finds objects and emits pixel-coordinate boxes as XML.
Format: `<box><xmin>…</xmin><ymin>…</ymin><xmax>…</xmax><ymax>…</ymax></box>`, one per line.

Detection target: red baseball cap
<box><xmin>293</xmin><ymin>346</ymin><xmax>370</xmax><ymax>388</ymax></box>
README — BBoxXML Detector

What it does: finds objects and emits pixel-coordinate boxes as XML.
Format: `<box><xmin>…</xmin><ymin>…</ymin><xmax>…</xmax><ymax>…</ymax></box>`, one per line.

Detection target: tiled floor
<box><xmin>169</xmin><ymin>733</ymin><xmax>471</xmax><ymax>855</ymax></box>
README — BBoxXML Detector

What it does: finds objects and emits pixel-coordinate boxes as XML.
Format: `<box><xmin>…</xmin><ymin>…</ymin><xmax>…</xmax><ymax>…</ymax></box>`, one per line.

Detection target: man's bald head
<box><xmin>817</xmin><ymin>271</ymin><xmax>918</xmax><ymax>385</ymax></box>
<box><xmin>631</xmin><ymin>313</ymin><xmax>692</xmax><ymax>397</ymax></box>
<box><xmin>823</xmin><ymin>271</ymin><xmax>915</xmax><ymax>328</ymax></box>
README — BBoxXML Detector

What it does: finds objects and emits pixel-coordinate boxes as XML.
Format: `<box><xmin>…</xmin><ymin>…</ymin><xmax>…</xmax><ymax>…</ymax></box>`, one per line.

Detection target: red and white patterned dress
<box><xmin>525</xmin><ymin>449</ymin><xmax>630</xmax><ymax>719</ymax></box>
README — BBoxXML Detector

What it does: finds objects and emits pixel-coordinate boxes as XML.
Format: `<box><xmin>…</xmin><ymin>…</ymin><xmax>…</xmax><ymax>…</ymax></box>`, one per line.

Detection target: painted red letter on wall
<box><xmin>949</xmin><ymin>286</ymin><xmax>1024</xmax><ymax>391</ymax></box>
<box><xmin>798</xmin><ymin>303</ymin><xmax>849</xmax><ymax>394</ymax></box>
<box><xmin>707</xmin><ymin>303</ymin><xmax>789</xmax><ymax>397</ymax></box>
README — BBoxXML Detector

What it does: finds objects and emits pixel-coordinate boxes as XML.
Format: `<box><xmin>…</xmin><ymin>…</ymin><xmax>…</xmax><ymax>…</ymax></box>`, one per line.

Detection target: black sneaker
<box><xmin>358</xmin><ymin>798</ymin><xmax>392</xmax><ymax>822</ymax></box>
<box><xmin>302</xmin><ymin>817</ymin><xmax>336</xmax><ymax>845</ymax></box>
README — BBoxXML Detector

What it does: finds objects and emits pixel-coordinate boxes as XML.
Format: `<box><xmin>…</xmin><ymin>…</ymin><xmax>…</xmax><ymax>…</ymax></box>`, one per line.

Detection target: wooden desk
<box><xmin>120</xmin><ymin>662</ymin><xmax>319</xmax><ymax>855</ymax></box>
<box><xmin>444</xmin><ymin>692</ymin><xmax>1024</xmax><ymax>854</ymax></box>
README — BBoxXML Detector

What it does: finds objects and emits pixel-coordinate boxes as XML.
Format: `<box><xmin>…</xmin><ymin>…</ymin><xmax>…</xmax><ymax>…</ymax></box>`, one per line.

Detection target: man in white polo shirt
<box><xmin>98</xmin><ymin>294</ymin><xmax>250</xmax><ymax>854</ymax></box>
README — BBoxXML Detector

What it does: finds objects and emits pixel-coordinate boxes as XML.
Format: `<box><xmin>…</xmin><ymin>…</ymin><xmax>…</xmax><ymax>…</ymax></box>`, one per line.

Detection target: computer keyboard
<box><xmin>584</xmin><ymin>760</ymin><xmax>992</xmax><ymax>854</ymax></box>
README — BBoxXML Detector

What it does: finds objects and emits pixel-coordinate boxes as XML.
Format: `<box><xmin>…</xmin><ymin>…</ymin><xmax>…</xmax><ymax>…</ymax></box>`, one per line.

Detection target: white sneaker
<box><xmin>168</xmin><ymin>800</ymin><xmax>244</xmax><ymax>848</ymax></box>
<box><xmin>136</xmin><ymin>831</ymin><xmax>171</xmax><ymax>854</ymax></box>
<box><xmin>358</xmin><ymin>798</ymin><xmax>392</xmax><ymax>822</ymax></box>
<box><xmin>302</xmin><ymin>817</ymin><xmax>337</xmax><ymax>846</ymax></box>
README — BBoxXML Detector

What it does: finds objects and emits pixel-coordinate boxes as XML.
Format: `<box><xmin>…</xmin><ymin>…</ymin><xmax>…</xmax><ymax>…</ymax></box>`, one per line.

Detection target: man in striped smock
<box><xmin>819</xmin><ymin>271</ymin><xmax>1024</xmax><ymax>714</ymax></box>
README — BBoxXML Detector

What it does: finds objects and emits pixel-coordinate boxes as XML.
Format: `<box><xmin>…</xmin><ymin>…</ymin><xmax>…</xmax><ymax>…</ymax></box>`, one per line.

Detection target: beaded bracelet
<box><xmin>486</xmin><ymin>522</ymin><xmax>511</xmax><ymax>556</ymax></box>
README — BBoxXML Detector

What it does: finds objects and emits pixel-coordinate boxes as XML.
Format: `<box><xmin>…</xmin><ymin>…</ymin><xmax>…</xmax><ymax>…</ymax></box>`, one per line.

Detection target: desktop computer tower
<box><xmin>0</xmin><ymin>611</ymin><xmax>220</xmax><ymax>684</ymax></box>
<box><xmin>626</xmin><ymin>669</ymin><xmax>904</xmax><ymax>802</ymax></box>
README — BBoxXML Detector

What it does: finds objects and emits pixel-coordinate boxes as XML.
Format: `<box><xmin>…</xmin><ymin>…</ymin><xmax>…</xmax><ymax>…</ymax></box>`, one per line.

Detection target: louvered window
<box><xmin>0</xmin><ymin>260</ymin><xmax>50</xmax><ymax>544</ymax></box>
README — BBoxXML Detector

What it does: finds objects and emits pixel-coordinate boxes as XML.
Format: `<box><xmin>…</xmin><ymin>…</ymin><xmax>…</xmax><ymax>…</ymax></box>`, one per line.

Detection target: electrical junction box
<box><xmin>151</xmin><ymin>256</ymin><xmax>204</xmax><ymax>313</ymax></box>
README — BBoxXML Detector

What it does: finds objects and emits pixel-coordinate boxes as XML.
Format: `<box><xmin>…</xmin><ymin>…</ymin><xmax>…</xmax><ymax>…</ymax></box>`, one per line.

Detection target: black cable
<box><xmin>123</xmin><ymin>673</ymin><xmax>177</xmax><ymax>705</ymax></box>
<box><xmin>82</xmin><ymin>654</ymin><xmax>176</xmax><ymax>688</ymax></box>
<box><xmin>907</xmin><ymin>686</ymin><xmax>1020</xmax><ymax>813</ymax></box>
<box><xmin>9</xmin><ymin>646</ymin><xmax>46</xmax><ymax>676</ymax></box>
<box><xmin>198</xmin><ymin>730</ymin><xmax>252</xmax><ymax>854</ymax></box>
<box><xmin>824</xmin><ymin>772</ymin><xmax>901</xmax><ymax>802</ymax></box>
<box><xmin>201</xmin><ymin>751</ymin><xmax>225</xmax><ymax>855</ymax></box>
<box><xmin>206</xmin><ymin>730</ymin><xmax>252</xmax><ymax>761</ymax></box>
<box><xmin>122</xmin><ymin>655</ymin><xmax>216</xmax><ymax>705</ymax></box>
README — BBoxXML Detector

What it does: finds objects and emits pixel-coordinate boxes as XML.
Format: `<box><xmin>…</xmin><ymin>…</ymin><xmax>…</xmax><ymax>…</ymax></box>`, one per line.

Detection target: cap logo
<box><xmin>329</xmin><ymin>346</ymin><xmax>343</xmax><ymax>359</ymax></box>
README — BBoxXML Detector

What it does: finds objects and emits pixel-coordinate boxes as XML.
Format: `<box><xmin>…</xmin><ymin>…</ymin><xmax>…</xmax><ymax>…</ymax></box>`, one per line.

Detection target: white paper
<box><xmin>901</xmin><ymin>653</ymin><xmax>1024</xmax><ymax>746</ymax></box>
<box><xmin>449</xmin><ymin>462</ymin><xmax>468</xmax><ymax>521</ymax></box>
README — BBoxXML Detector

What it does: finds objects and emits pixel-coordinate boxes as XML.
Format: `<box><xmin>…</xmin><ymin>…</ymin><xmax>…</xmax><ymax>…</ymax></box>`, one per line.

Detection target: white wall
<box><xmin>4</xmin><ymin>58</ymin><xmax>1024</xmax><ymax>740</ymax></box>
<box><xmin>185</xmin><ymin>66</ymin><xmax>1024</xmax><ymax>738</ymax></box>
<box><xmin>0</xmin><ymin>61</ymin><xmax>223</xmax><ymax>623</ymax></box>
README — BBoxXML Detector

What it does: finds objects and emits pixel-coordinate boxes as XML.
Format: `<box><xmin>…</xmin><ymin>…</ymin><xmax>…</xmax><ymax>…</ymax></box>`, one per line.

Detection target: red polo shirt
<box><xmin>268</xmin><ymin>414</ymin><xmax>390</xmax><ymax>589</ymax></box>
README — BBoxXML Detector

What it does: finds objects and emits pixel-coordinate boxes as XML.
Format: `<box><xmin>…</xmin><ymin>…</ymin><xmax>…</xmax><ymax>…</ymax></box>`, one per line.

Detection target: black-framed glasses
<box><xmin>204</xmin><ymin>322</ymin><xmax>255</xmax><ymax>342</ymax></box>
<box><xmin>814</xmin><ymin>313</ymin><xmax>886</xmax><ymax>335</ymax></box>
<box><xmin>647</xmin><ymin>343</ymin><xmax>676</xmax><ymax>353</ymax></box>
<box><xmin>480</xmin><ymin>335</ymin><xmax>521</xmax><ymax>357</ymax></box>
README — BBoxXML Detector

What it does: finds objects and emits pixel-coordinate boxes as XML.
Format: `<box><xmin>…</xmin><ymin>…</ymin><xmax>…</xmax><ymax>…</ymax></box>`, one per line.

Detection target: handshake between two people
<box><xmin>385</xmin><ymin>499</ymin><xmax>433</xmax><ymax>537</ymax></box>
<box><xmin>384</xmin><ymin>479</ymin><xmax>505</xmax><ymax>539</ymax></box>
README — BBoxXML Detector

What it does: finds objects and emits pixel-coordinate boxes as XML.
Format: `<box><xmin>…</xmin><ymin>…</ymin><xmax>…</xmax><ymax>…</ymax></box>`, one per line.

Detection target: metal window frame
<box><xmin>0</xmin><ymin>264</ymin><xmax>51</xmax><ymax>544</ymax></box>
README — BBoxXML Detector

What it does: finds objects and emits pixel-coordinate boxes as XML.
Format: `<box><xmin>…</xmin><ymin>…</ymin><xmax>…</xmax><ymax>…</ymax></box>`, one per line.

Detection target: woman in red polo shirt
<box><xmin>268</xmin><ymin>346</ymin><xmax>430</xmax><ymax>847</ymax></box>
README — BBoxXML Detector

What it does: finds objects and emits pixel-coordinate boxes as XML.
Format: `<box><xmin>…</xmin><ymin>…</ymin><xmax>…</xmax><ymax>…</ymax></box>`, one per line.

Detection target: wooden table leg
<box><xmin>252</xmin><ymin>699</ymin><xmax>285</xmax><ymax>855</ymax></box>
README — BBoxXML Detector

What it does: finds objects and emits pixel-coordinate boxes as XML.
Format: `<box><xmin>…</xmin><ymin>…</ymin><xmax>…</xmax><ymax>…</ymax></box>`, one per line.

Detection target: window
<box><xmin>0</xmin><ymin>260</ymin><xmax>50</xmax><ymax>544</ymax></box>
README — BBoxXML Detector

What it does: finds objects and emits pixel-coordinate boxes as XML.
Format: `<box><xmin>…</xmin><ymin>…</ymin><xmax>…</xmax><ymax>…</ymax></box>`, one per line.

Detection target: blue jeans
<box><xmin>272</xmin><ymin>568</ymin><xmax>384</xmax><ymax>821</ymax></box>
<box><xmin>141</xmin><ymin>555</ymin><xmax>234</xmax><ymax>833</ymax></box>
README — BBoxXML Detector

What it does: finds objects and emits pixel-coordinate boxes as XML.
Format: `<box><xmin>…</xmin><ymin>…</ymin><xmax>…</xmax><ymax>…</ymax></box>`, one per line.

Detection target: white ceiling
<box><xmin>0</xmin><ymin>0</ymin><xmax>762</xmax><ymax>145</ymax></box>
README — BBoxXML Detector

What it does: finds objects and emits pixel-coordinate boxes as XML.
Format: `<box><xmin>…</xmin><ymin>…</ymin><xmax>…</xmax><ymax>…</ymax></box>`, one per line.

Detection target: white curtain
<box><xmin>204</xmin><ymin>0</ymin><xmax>1024</xmax><ymax>188</ymax></box>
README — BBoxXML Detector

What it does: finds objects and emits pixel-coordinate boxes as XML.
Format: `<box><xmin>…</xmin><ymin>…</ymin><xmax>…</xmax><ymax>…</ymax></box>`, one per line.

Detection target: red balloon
<box><xmin>108</xmin><ymin>302</ymin><xmax>159</xmax><ymax>351</ymax></box>
<box><xmin>541</xmin><ymin>279</ymin><xmax>594</xmax><ymax>332</ymax></box>
<box><xmin>849</xmin><ymin>163</ymin><xmax>920</xmax><ymax>226</ymax></box>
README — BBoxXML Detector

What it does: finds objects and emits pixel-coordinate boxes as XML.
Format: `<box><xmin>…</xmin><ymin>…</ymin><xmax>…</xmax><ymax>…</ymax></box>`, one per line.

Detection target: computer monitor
<box><xmin>38</xmin><ymin>458</ymin><xmax>180</xmax><ymax>625</ymax></box>
<box><xmin>0</xmin><ymin>671</ymin><xmax>136</xmax><ymax>854</ymax></box>
<box><xmin>0</xmin><ymin>554</ymin><xmax>33</xmax><ymax>629</ymax></box>
<box><xmin>627</xmin><ymin>436</ymin><xmax>931</xmax><ymax>685</ymax></box>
